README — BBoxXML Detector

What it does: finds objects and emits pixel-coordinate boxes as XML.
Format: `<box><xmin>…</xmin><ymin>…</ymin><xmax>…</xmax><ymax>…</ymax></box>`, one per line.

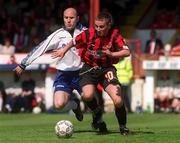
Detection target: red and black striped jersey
<box><xmin>74</xmin><ymin>27</ymin><xmax>129</xmax><ymax>67</ymax></box>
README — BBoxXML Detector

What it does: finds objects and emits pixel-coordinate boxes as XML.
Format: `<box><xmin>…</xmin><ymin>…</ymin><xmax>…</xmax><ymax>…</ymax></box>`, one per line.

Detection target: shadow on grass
<box><xmin>74</xmin><ymin>130</ymin><xmax>97</xmax><ymax>133</ymax></box>
<box><xmin>129</xmin><ymin>130</ymin><xmax>154</xmax><ymax>135</ymax></box>
<box><xmin>74</xmin><ymin>129</ymin><xmax>154</xmax><ymax>136</ymax></box>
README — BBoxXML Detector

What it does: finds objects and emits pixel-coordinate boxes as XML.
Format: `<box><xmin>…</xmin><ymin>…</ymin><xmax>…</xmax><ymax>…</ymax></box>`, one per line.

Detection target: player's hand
<box><xmin>51</xmin><ymin>49</ymin><xmax>65</xmax><ymax>59</ymax></box>
<box><xmin>14</xmin><ymin>66</ymin><xmax>24</xmax><ymax>75</ymax></box>
<box><xmin>103</xmin><ymin>49</ymin><xmax>113</xmax><ymax>57</ymax></box>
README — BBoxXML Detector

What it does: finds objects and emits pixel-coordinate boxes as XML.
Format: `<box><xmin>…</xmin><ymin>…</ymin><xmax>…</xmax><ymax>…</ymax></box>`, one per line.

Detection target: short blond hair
<box><xmin>96</xmin><ymin>12</ymin><xmax>113</xmax><ymax>25</ymax></box>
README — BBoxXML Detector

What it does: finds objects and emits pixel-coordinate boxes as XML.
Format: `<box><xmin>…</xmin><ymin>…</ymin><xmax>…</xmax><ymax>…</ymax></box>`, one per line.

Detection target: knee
<box><xmin>54</xmin><ymin>101</ymin><xmax>66</xmax><ymax>109</ymax></box>
<box><xmin>82</xmin><ymin>93</ymin><xmax>94</xmax><ymax>101</ymax></box>
<box><xmin>113</xmin><ymin>97</ymin><xmax>123</xmax><ymax>108</ymax></box>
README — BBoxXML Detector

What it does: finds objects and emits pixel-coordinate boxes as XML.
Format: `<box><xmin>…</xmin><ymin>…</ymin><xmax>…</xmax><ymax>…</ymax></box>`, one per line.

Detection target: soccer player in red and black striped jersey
<box><xmin>52</xmin><ymin>12</ymin><xmax>131</xmax><ymax>135</ymax></box>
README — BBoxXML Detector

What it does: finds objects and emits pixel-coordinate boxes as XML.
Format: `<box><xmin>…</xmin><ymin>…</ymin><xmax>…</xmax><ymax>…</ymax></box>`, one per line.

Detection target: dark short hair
<box><xmin>96</xmin><ymin>12</ymin><xmax>113</xmax><ymax>25</ymax></box>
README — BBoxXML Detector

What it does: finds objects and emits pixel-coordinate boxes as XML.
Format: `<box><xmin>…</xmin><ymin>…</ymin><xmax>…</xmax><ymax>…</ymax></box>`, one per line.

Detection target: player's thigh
<box><xmin>54</xmin><ymin>91</ymin><xmax>70</xmax><ymax>108</ymax></box>
<box><xmin>82</xmin><ymin>84</ymin><xmax>95</xmax><ymax>100</ymax></box>
<box><xmin>105</xmin><ymin>84</ymin><xmax>123</xmax><ymax>107</ymax></box>
<box><xmin>102</xmin><ymin>67</ymin><xmax>123</xmax><ymax>106</ymax></box>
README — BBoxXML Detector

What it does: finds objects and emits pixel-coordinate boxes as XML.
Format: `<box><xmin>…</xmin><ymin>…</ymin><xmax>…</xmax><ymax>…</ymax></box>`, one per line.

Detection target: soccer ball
<box><xmin>32</xmin><ymin>106</ymin><xmax>42</xmax><ymax>114</ymax></box>
<box><xmin>55</xmin><ymin>120</ymin><xmax>74</xmax><ymax>138</ymax></box>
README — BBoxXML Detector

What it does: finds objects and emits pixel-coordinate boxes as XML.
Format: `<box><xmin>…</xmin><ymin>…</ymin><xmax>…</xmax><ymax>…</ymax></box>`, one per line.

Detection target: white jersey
<box><xmin>21</xmin><ymin>23</ymin><xmax>86</xmax><ymax>71</ymax></box>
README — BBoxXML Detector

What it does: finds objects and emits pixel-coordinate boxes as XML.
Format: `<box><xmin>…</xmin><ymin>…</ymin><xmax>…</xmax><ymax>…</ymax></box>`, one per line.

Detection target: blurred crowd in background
<box><xmin>0</xmin><ymin>0</ymin><xmax>91</xmax><ymax>53</ymax></box>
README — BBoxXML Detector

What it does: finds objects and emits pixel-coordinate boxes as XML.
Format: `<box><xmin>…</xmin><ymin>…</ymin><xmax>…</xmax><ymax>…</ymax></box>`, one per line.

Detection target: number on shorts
<box><xmin>105</xmin><ymin>71</ymin><xmax>114</xmax><ymax>81</ymax></box>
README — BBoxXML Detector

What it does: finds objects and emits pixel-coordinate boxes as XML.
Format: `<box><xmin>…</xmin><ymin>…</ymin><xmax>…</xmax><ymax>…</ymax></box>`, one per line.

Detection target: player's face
<box><xmin>63</xmin><ymin>8</ymin><xmax>79</xmax><ymax>31</ymax></box>
<box><xmin>95</xmin><ymin>19</ymin><xmax>110</xmax><ymax>37</ymax></box>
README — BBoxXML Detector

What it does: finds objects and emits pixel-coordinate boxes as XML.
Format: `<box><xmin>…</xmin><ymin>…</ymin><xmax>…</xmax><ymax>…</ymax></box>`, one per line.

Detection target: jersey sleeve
<box><xmin>112</xmin><ymin>30</ymin><xmax>129</xmax><ymax>51</ymax></box>
<box><xmin>73</xmin><ymin>29</ymin><xmax>88</xmax><ymax>49</ymax></box>
<box><xmin>21</xmin><ymin>29</ymin><xmax>62</xmax><ymax>68</ymax></box>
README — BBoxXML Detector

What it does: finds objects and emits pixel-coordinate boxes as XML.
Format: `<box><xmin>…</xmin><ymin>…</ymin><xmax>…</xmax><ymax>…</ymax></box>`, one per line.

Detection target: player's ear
<box><xmin>77</xmin><ymin>16</ymin><xmax>79</xmax><ymax>23</ymax></box>
<box><xmin>107</xmin><ymin>21</ymin><xmax>112</xmax><ymax>29</ymax></box>
<box><xmin>108</xmin><ymin>16</ymin><xmax>113</xmax><ymax>28</ymax></box>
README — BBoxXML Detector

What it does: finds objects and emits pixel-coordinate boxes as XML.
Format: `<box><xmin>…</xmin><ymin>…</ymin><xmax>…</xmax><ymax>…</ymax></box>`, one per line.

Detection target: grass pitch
<box><xmin>0</xmin><ymin>113</ymin><xmax>180</xmax><ymax>143</ymax></box>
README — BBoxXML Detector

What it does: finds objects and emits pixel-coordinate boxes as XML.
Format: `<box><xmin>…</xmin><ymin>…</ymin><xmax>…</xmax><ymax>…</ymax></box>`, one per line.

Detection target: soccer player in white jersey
<box><xmin>14</xmin><ymin>7</ymin><xmax>85</xmax><ymax>121</ymax></box>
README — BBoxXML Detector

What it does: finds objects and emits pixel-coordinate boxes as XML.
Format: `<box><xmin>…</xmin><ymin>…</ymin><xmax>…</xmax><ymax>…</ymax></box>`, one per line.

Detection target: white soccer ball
<box><xmin>55</xmin><ymin>120</ymin><xmax>74</xmax><ymax>138</ymax></box>
<box><xmin>32</xmin><ymin>106</ymin><xmax>42</xmax><ymax>114</ymax></box>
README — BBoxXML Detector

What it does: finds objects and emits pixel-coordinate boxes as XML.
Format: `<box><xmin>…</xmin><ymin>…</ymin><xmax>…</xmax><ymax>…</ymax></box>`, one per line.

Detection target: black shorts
<box><xmin>79</xmin><ymin>64</ymin><xmax>120</xmax><ymax>89</ymax></box>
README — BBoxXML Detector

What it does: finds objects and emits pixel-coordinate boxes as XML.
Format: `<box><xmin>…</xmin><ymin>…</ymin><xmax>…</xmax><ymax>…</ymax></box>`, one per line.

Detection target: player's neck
<box><xmin>68</xmin><ymin>29</ymin><xmax>75</xmax><ymax>37</ymax></box>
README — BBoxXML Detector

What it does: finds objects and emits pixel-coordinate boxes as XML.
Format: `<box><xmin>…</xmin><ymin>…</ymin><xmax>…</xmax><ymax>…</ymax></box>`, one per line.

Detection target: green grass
<box><xmin>0</xmin><ymin>113</ymin><xmax>180</xmax><ymax>143</ymax></box>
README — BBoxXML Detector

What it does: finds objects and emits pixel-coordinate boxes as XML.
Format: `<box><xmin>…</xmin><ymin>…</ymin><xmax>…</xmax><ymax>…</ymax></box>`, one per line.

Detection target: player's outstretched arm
<box><xmin>51</xmin><ymin>40</ymin><xmax>74</xmax><ymax>59</ymax></box>
<box><xmin>103</xmin><ymin>49</ymin><xmax>130</xmax><ymax>58</ymax></box>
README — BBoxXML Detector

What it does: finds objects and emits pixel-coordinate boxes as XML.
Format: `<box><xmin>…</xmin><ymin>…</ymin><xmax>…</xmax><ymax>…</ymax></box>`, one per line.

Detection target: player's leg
<box><xmin>79</xmin><ymin>64</ymin><xmax>107</xmax><ymax>133</ymax></box>
<box><xmin>91</xmin><ymin>85</ymin><xmax>106</xmax><ymax>132</ymax></box>
<box><xmin>81</xmin><ymin>84</ymin><xmax>107</xmax><ymax>133</ymax></box>
<box><xmin>105</xmin><ymin>84</ymin><xmax>129</xmax><ymax>135</ymax></box>
<box><xmin>54</xmin><ymin>90</ymin><xmax>69</xmax><ymax>109</ymax></box>
<box><xmin>54</xmin><ymin>90</ymin><xmax>83</xmax><ymax>121</ymax></box>
<box><xmin>90</xmin><ymin>97</ymin><xmax>107</xmax><ymax>133</ymax></box>
<box><xmin>70</xmin><ymin>91</ymin><xmax>84</xmax><ymax>122</ymax></box>
<box><xmin>103</xmin><ymin>67</ymin><xmax>129</xmax><ymax>135</ymax></box>
<box><xmin>53</xmin><ymin>71</ymin><xmax>83</xmax><ymax>121</ymax></box>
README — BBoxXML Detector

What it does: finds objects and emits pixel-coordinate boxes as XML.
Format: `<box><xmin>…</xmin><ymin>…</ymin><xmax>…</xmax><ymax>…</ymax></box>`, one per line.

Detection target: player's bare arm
<box><xmin>103</xmin><ymin>49</ymin><xmax>130</xmax><ymax>58</ymax></box>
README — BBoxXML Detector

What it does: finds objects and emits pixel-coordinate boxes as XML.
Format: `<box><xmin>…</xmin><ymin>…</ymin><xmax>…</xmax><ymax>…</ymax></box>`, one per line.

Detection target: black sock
<box><xmin>85</xmin><ymin>97</ymin><xmax>99</xmax><ymax>111</ymax></box>
<box><xmin>115</xmin><ymin>104</ymin><xmax>127</xmax><ymax>127</ymax></box>
<box><xmin>85</xmin><ymin>97</ymin><xmax>103</xmax><ymax>123</ymax></box>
